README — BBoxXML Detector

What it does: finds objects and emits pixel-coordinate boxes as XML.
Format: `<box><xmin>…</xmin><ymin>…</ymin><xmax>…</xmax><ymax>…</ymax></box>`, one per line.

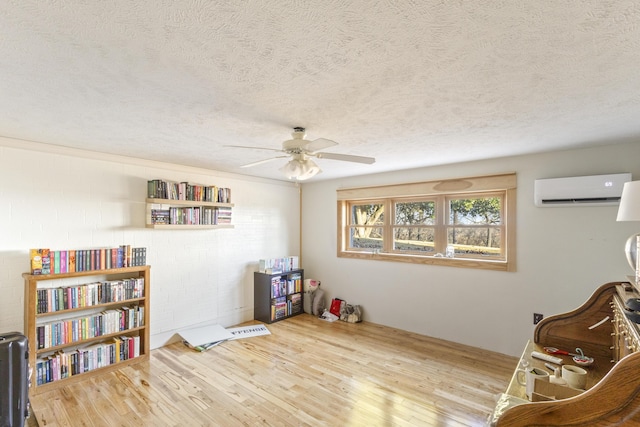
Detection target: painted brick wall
<box><xmin>0</xmin><ymin>143</ymin><xmax>300</xmax><ymax>348</ymax></box>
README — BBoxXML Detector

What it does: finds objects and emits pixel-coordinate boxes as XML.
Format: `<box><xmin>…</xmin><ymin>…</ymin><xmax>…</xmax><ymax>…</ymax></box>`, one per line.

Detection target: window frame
<box><xmin>337</xmin><ymin>173</ymin><xmax>516</xmax><ymax>271</ymax></box>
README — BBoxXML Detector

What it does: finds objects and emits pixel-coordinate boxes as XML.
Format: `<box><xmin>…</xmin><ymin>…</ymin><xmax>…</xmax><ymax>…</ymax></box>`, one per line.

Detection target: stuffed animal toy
<box><xmin>303</xmin><ymin>279</ymin><xmax>320</xmax><ymax>314</ymax></box>
<box><xmin>309</xmin><ymin>283</ymin><xmax>326</xmax><ymax>316</ymax></box>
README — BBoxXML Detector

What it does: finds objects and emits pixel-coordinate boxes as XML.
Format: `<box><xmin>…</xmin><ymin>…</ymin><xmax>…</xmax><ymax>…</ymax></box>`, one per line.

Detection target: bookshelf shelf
<box><xmin>34</xmin><ymin>326</ymin><xmax>146</xmax><ymax>356</ymax></box>
<box><xmin>145</xmin><ymin>223</ymin><xmax>234</xmax><ymax>230</ymax></box>
<box><xmin>145</xmin><ymin>198</ymin><xmax>234</xmax><ymax>208</ymax></box>
<box><xmin>23</xmin><ymin>265</ymin><xmax>150</xmax><ymax>394</ymax></box>
<box><xmin>254</xmin><ymin>269</ymin><xmax>304</xmax><ymax>324</ymax></box>
<box><xmin>35</xmin><ymin>297</ymin><xmax>145</xmax><ymax>318</ymax></box>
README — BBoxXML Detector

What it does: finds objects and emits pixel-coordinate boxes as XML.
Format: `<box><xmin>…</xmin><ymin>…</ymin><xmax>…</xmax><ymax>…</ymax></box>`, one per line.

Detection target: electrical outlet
<box><xmin>533</xmin><ymin>313</ymin><xmax>544</xmax><ymax>325</ymax></box>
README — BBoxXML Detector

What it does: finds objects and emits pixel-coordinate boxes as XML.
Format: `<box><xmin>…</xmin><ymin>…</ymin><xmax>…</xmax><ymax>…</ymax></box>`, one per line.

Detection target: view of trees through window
<box><xmin>338</xmin><ymin>173</ymin><xmax>515</xmax><ymax>270</ymax></box>
<box><xmin>348</xmin><ymin>195</ymin><xmax>503</xmax><ymax>258</ymax></box>
<box><xmin>350</xmin><ymin>203</ymin><xmax>384</xmax><ymax>250</ymax></box>
<box><xmin>394</xmin><ymin>201</ymin><xmax>435</xmax><ymax>252</ymax></box>
<box><xmin>448</xmin><ymin>196</ymin><xmax>502</xmax><ymax>256</ymax></box>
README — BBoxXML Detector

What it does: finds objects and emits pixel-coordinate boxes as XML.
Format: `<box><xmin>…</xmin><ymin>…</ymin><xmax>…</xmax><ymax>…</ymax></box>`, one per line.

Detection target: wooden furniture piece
<box><xmin>254</xmin><ymin>269</ymin><xmax>304</xmax><ymax>323</ymax></box>
<box><xmin>145</xmin><ymin>198</ymin><xmax>234</xmax><ymax>229</ymax></box>
<box><xmin>492</xmin><ymin>281</ymin><xmax>640</xmax><ymax>426</ymax></box>
<box><xmin>23</xmin><ymin>265</ymin><xmax>150</xmax><ymax>394</ymax></box>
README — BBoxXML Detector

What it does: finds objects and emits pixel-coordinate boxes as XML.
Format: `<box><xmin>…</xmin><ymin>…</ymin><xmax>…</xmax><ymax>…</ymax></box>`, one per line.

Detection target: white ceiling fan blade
<box><xmin>241</xmin><ymin>156</ymin><xmax>288</xmax><ymax>168</ymax></box>
<box><xmin>315</xmin><ymin>152</ymin><xmax>376</xmax><ymax>164</ymax></box>
<box><xmin>305</xmin><ymin>138</ymin><xmax>338</xmax><ymax>153</ymax></box>
<box><xmin>224</xmin><ymin>145</ymin><xmax>284</xmax><ymax>153</ymax></box>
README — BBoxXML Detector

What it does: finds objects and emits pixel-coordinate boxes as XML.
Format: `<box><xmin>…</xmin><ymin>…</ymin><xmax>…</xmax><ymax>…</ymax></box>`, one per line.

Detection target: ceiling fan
<box><xmin>226</xmin><ymin>127</ymin><xmax>375</xmax><ymax>180</ymax></box>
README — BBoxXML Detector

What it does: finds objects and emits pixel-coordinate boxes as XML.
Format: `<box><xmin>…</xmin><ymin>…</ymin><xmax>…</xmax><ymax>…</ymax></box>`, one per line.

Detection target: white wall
<box><xmin>4</xmin><ymin>138</ymin><xmax>637</xmax><ymax>358</ymax></box>
<box><xmin>300</xmin><ymin>141</ymin><xmax>640</xmax><ymax>357</ymax></box>
<box><xmin>0</xmin><ymin>139</ymin><xmax>300</xmax><ymax>348</ymax></box>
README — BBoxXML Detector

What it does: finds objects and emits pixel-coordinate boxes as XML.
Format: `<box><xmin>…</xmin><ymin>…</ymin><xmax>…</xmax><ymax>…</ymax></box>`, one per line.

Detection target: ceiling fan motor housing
<box><xmin>283</xmin><ymin>127</ymin><xmax>308</xmax><ymax>152</ymax></box>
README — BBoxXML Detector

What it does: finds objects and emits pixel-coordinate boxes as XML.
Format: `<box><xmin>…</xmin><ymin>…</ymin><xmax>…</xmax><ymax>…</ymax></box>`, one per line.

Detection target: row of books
<box><xmin>271</xmin><ymin>297</ymin><xmax>287</xmax><ymax>321</ymax></box>
<box><xmin>147</xmin><ymin>179</ymin><xmax>231</xmax><ymax>203</ymax></box>
<box><xmin>287</xmin><ymin>293</ymin><xmax>302</xmax><ymax>316</ymax></box>
<box><xmin>259</xmin><ymin>256</ymin><xmax>299</xmax><ymax>274</ymax></box>
<box><xmin>36</xmin><ymin>277</ymin><xmax>145</xmax><ymax>314</ymax></box>
<box><xmin>30</xmin><ymin>246</ymin><xmax>147</xmax><ymax>275</ymax></box>
<box><xmin>216</xmin><ymin>207</ymin><xmax>232</xmax><ymax>224</ymax></box>
<box><xmin>35</xmin><ymin>335</ymin><xmax>140</xmax><ymax>385</ymax></box>
<box><xmin>270</xmin><ymin>274</ymin><xmax>303</xmax><ymax>298</ymax></box>
<box><xmin>270</xmin><ymin>294</ymin><xmax>303</xmax><ymax>321</ymax></box>
<box><xmin>150</xmin><ymin>206</ymin><xmax>232</xmax><ymax>225</ymax></box>
<box><xmin>36</xmin><ymin>305</ymin><xmax>144</xmax><ymax>350</ymax></box>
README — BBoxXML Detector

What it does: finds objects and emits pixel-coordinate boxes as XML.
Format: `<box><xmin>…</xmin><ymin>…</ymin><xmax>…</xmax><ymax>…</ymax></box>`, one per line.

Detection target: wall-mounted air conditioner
<box><xmin>534</xmin><ymin>173</ymin><xmax>632</xmax><ymax>207</ymax></box>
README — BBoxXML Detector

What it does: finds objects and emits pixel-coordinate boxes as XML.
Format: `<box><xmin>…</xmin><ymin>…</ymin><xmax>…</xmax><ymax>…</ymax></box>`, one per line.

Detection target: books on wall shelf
<box><xmin>147</xmin><ymin>179</ymin><xmax>231</xmax><ymax>204</ymax></box>
<box><xmin>30</xmin><ymin>246</ymin><xmax>147</xmax><ymax>276</ymax></box>
<box><xmin>146</xmin><ymin>179</ymin><xmax>233</xmax><ymax>228</ymax></box>
<box><xmin>149</xmin><ymin>206</ymin><xmax>232</xmax><ymax>226</ymax></box>
<box><xmin>259</xmin><ymin>256</ymin><xmax>299</xmax><ymax>274</ymax></box>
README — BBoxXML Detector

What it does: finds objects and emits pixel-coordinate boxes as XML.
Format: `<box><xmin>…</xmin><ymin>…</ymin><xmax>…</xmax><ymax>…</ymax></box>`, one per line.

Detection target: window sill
<box><xmin>338</xmin><ymin>251</ymin><xmax>513</xmax><ymax>272</ymax></box>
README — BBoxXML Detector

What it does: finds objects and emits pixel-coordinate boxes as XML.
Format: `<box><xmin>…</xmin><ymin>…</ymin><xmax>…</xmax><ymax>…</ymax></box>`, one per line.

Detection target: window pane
<box><xmin>448</xmin><ymin>227</ymin><xmax>501</xmax><ymax>256</ymax></box>
<box><xmin>449</xmin><ymin>197</ymin><xmax>501</xmax><ymax>225</ymax></box>
<box><xmin>393</xmin><ymin>227</ymin><xmax>435</xmax><ymax>252</ymax></box>
<box><xmin>394</xmin><ymin>201</ymin><xmax>435</xmax><ymax>225</ymax></box>
<box><xmin>351</xmin><ymin>203</ymin><xmax>384</xmax><ymax>225</ymax></box>
<box><xmin>349</xmin><ymin>226</ymin><xmax>383</xmax><ymax>249</ymax></box>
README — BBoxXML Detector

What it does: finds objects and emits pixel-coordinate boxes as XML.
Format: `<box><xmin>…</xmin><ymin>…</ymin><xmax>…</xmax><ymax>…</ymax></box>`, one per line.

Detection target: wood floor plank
<box><xmin>28</xmin><ymin>314</ymin><xmax>516</xmax><ymax>426</ymax></box>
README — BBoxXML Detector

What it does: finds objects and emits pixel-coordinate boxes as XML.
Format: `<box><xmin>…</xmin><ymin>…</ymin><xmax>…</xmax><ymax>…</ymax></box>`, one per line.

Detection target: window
<box><xmin>337</xmin><ymin>173</ymin><xmax>516</xmax><ymax>271</ymax></box>
<box><xmin>349</xmin><ymin>202</ymin><xmax>384</xmax><ymax>251</ymax></box>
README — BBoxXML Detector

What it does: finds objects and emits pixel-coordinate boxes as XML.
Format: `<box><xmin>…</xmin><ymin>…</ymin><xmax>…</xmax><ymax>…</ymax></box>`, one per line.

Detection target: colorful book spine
<box><xmin>30</xmin><ymin>249</ymin><xmax>46</xmax><ymax>275</ymax></box>
<box><xmin>68</xmin><ymin>250</ymin><xmax>76</xmax><ymax>273</ymax></box>
<box><xmin>30</xmin><ymin>246</ymin><xmax>146</xmax><ymax>275</ymax></box>
<box><xmin>54</xmin><ymin>251</ymin><xmax>61</xmax><ymax>274</ymax></box>
<box><xmin>60</xmin><ymin>251</ymin><xmax>67</xmax><ymax>274</ymax></box>
<box><xmin>34</xmin><ymin>334</ymin><xmax>142</xmax><ymax>385</ymax></box>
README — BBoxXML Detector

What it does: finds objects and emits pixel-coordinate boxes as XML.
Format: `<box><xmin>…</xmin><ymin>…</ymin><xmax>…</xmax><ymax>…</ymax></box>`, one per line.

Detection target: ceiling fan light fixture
<box><xmin>279</xmin><ymin>158</ymin><xmax>321</xmax><ymax>181</ymax></box>
<box><xmin>229</xmin><ymin>127</ymin><xmax>373</xmax><ymax>180</ymax></box>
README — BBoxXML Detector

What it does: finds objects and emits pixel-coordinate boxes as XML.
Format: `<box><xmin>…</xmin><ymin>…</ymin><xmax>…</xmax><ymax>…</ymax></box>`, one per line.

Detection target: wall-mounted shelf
<box><xmin>146</xmin><ymin>198</ymin><xmax>234</xmax><ymax>208</ymax></box>
<box><xmin>145</xmin><ymin>198</ymin><xmax>234</xmax><ymax>229</ymax></box>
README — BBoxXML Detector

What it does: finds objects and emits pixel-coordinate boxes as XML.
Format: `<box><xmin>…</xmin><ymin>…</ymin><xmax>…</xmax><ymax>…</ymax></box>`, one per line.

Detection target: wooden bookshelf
<box><xmin>23</xmin><ymin>265</ymin><xmax>150</xmax><ymax>394</ymax></box>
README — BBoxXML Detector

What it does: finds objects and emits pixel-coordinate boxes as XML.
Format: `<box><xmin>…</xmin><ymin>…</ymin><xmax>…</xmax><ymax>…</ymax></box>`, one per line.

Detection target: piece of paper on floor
<box><xmin>178</xmin><ymin>324</ymin><xmax>234</xmax><ymax>347</ymax></box>
<box><xmin>227</xmin><ymin>324</ymin><xmax>271</xmax><ymax>340</ymax></box>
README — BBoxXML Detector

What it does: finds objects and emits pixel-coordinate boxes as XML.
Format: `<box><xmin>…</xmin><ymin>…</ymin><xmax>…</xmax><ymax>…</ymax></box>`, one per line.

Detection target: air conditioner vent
<box><xmin>540</xmin><ymin>197</ymin><xmax>622</xmax><ymax>205</ymax></box>
<box><xmin>534</xmin><ymin>173</ymin><xmax>631</xmax><ymax>207</ymax></box>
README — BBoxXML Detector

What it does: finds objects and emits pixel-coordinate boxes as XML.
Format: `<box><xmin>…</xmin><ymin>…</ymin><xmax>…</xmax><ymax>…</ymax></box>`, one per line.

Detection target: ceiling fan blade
<box><xmin>224</xmin><ymin>145</ymin><xmax>284</xmax><ymax>153</ymax></box>
<box><xmin>315</xmin><ymin>152</ymin><xmax>376</xmax><ymax>164</ymax></box>
<box><xmin>305</xmin><ymin>138</ymin><xmax>338</xmax><ymax>153</ymax></box>
<box><xmin>241</xmin><ymin>156</ymin><xmax>289</xmax><ymax>168</ymax></box>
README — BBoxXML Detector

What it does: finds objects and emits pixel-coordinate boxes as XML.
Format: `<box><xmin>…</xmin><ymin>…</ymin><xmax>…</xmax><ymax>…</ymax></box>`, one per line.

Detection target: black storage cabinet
<box><xmin>254</xmin><ymin>269</ymin><xmax>304</xmax><ymax>323</ymax></box>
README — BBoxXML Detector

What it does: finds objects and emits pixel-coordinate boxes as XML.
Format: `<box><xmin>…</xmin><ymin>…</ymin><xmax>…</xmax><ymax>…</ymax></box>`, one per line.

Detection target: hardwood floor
<box><xmin>28</xmin><ymin>314</ymin><xmax>517</xmax><ymax>426</ymax></box>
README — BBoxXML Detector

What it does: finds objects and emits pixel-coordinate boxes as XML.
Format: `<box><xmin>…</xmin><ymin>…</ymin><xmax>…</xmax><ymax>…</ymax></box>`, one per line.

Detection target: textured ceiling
<box><xmin>1</xmin><ymin>1</ymin><xmax>639</xmax><ymax>181</ymax></box>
